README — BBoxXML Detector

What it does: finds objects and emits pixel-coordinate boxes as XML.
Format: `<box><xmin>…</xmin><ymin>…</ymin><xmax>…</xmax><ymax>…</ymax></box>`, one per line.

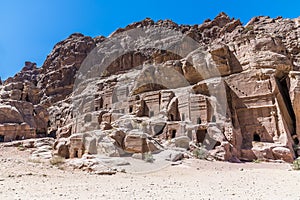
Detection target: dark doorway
<box><xmin>0</xmin><ymin>135</ymin><xmax>4</xmax><ymax>142</ymax></box>
<box><xmin>196</xmin><ymin>130</ymin><xmax>206</xmax><ymax>143</ymax></box>
<box><xmin>181</xmin><ymin>113</ymin><xmax>185</xmax><ymax>121</ymax></box>
<box><xmin>171</xmin><ymin>130</ymin><xmax>176</xmax><ymax>138</ymax></box>
<box><xmin>25</xmin><ymin>95</ymin><xmax>30</xmax><ymax>102</ymax></box>
<box><xmin>74</xmin><ymin>149</ymin><xmax>79</xmax><ymax>158</ymax></box>
<box><xmin>170</xmin><ymin>114</ymin><xmax>174</xmax><ymax>121</ymax></box>
<box><xmin>129</xmin><ymin>106</ymin><xmax>133</xmax><ymax>113</ymax></box>
<box><xmin>212</xmin><ymin>115</ymin><xmax>216</xmax><ymax>122</ymax></box>
<box><xmin>48</xmin><ymin>130</ymin><xmax>57</xmax><ymax>139</ymax></box>
<box><xmin>294</xmin><ymin>137</ymin><xmax>299</xmax><ymax>145</ymax></box>
<box><xmin>197</xmin><ymin>117</ymin><xmax>202</xmax><ymax>124</ymax></box>
<box><xmin>98</xmin><ymin>98</ymin><xmax>103</xmax><ymax>109</ymax></box>
<box><xmin>253</xmin><ymin>133</ymin><xmax>261</xmax><ymax>142</ymax></box>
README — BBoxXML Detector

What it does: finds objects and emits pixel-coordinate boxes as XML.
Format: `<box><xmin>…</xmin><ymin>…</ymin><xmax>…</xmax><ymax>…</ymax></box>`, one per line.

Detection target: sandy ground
<box><xmin>0</xmin><ymin>146</ymin><xmax>300</xmax><ymax>200</ymax></box>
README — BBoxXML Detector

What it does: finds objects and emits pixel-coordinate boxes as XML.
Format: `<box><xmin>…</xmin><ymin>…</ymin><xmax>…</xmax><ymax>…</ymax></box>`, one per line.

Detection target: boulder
<box><xmin>147</xmin><ymin>140</ymin><xmax>160</xmax><ymax>152</ymax></box>
<box><xmin>53</xmin><ymin>138</ymin><xmax>70</xmax><ymax>158</ymax></box>
<box><xmin>109</xmin><ymin>130</ymin><xmax>126</xmax><ymax>149</ymax></box>
<box><xmin>209</xmin><ymin>141</ymin><xmax>239</xmax><ymax>161</ymax></box>
<box><xmin>98</xmin><ymin>142</ymin><xmax>122</xmax><ymax>157</ymax></box>
<box><xmin>240</xmin><ymin>149</ymin><xmax>257</xmax><ymax>161</ymax></box>
<box><xmin>124</xmin><ymin>132</ymin><xmax>149</xmax><ymax>153</ymax></box>
<box><xmin>272</xmin><ymin>147</ymin><xmax>294</xmax><ymax>163</ymax></box>
<box><xmin>171</xmin><ymin>136</ymin><xmax>190</xmax><ymax>150</ymax></box>
<box><xmin>252</xmin><ymin>142</ymin><xmax>275</xmax><ymax>160</ymax></box>
<box><xmin>164</xmin><ymin>150</ymin><xmax>184</xmax><ymax>162</ymax></box>
<box><xmin>100</xmin><ymin>122</ymin><xmax>113</xmax><ymax>130</ymax></box>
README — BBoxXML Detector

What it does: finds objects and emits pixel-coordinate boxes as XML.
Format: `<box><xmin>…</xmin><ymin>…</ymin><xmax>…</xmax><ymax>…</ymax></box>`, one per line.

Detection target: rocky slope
<box><xmin>1</xmin><ymin>12</ymin><xmax>300</xmax><ymax>164</ymax></box>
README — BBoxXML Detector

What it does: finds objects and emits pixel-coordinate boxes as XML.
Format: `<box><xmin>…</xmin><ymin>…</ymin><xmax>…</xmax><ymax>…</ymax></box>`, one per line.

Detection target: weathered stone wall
<box><xmin>0</xmin><ymin>123</ymin><xmax>35</xmax><ymax>142</ymax></box>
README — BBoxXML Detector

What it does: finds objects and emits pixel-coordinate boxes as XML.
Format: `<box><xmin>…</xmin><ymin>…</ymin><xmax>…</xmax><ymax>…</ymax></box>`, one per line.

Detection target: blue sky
<box><xmin>1</xmin><ymin>0</ymin><xmax>300</xmax><ymax>80</ymax></box>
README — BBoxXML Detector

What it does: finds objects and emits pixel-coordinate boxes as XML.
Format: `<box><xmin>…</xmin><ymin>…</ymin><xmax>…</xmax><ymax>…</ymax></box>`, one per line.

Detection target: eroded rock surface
<box><xmin>1</xmin><ymin>13</ymin><xmax>300</xmax><ymax>163</ymax></box>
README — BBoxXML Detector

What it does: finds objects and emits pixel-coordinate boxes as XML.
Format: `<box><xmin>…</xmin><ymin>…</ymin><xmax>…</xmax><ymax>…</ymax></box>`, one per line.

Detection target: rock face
<box><xmin>0</xmin><ymin>34</ymin><xmax>99</xmax><ymax>141</ymax></box>
<box><xmin>0</xmin><ymin>64</ymin><xmax>48</xmax><ymax>141</ymax></box>
<box><xmin>2</xmin><ymin>13</ymin><xmax>300</xmax><ymax>163</ymax></box>
<box><xmin>38</xmin><ymin>33</ymin><xmax>96</xmax><ymax>107</ymax></box>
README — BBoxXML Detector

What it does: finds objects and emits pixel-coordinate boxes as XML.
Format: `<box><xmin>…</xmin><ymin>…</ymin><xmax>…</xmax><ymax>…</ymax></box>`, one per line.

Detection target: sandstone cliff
<box><xmin>1</xmin><ymin>12</ymin><xmax>300</xmax><ymax>163</ymax></box>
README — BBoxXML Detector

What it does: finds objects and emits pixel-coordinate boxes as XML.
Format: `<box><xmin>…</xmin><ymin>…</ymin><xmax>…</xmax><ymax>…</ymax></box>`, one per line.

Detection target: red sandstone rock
<box><xmin>2</xmin><ymin>13</ymin><xmax>300</xmax><ymax>163</ymax></box>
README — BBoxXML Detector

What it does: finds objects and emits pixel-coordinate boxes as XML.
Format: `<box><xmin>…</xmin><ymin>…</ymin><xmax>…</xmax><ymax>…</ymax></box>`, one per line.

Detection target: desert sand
<box><xmin>0</xmin><ymin>146</ymin><xmax>299</xmax><ymax>200</ymax></box>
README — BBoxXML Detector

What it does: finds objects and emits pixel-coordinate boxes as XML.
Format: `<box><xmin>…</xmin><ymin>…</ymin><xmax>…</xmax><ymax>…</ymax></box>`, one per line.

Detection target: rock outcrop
<box><xmin>1</xmin><ymin>13</ymin><xmax>300</xmax><ymax>164</ymax></box>
<box><xmin>38</xmin><ymin>33</ymin><xmax>96</xmax><ymax>107</ymax></box>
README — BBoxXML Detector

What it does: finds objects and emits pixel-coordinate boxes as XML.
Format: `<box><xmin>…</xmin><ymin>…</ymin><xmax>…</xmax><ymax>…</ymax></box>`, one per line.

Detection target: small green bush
<box><xmin>143</xmin><ymin>152</ymin><xmax>154</xmax><ymax>163</ymax></box>
<box><xmin>293</xmin><ymin>158</ymin><xmax>300</xmax><ymax>170</ymax></box>
<box><xmin>193</xmin><ymin>144</ymin><xmax>208</xmax><ymax>160</ymax></box>
<box><xmin>101</xmin><ymin>70</ymin><xmax>110</xmax><ymax>77</ymax></box>
<box><xmin>50</xmin><ymin>156</ymin><xmax>65</xmax><ymax>166</ymax></box>
<box><xmin>18</xmin><ymin>144</ymin><xmax>26</xmax><ymax>151</ymax></box>
<box><xmin>243</xmin><ymin>25</ymin><xmax>254</xmax><ymax>33</ymax></box>
<box><xmin>253</xmin><ymin>159</ymin><xmax>262</xmax><ymax>163</ymax></box>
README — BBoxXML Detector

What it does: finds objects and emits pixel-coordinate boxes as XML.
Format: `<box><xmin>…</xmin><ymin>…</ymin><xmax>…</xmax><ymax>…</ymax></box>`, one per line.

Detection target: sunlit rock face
<box><xmin>2</xmin><ymin>13</ymin><xmax>300</xmax><ymax>163</ymax></box>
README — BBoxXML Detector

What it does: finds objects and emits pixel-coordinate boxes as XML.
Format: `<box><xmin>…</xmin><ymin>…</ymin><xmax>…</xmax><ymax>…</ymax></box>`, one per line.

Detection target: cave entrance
<box><xmin>170</xmin><ymin>114</ymin><xmax>174</xmax><ymax>121</ymax></box>
<box><xmin>25</xmin><ymin>95</ymin><xmax>30</xmax><ymax>102</ymax></box>
<box><xmin>99</xmin><ymin>99</ymin><xmax>103</xmax><ymax>109</ymax></box>
<box><xmin>48</xmin><ymin>130</ymin><xmax>57</xmax><ymax>139</ymax></box>
<box><xmin>196</xmin><ymin>129</ymin><xmax>206</xmax><ymax>144</ymax></box>
<box><xmin>129</xmin><ymin>105</ymin><xmax>133</xmax><ymax>113</ymax></box>
<box><xmin>253</xmin><ymin>133</ymin><xmax>261</xmax><ymax>142</ymax></box>
<box><xmin>74</xmin><ymin>149</ymin><xmax>79</xmax><ymax>158</ymax></box>
<box><xmin>171</xmin><ymin>130</ymin><xmax>176</xmax><ymax>138</ymax></box>
<box><xmin>0</xmin><ymin>135</ymin><xmax>4</xmax><ymax>142</ymax></box>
